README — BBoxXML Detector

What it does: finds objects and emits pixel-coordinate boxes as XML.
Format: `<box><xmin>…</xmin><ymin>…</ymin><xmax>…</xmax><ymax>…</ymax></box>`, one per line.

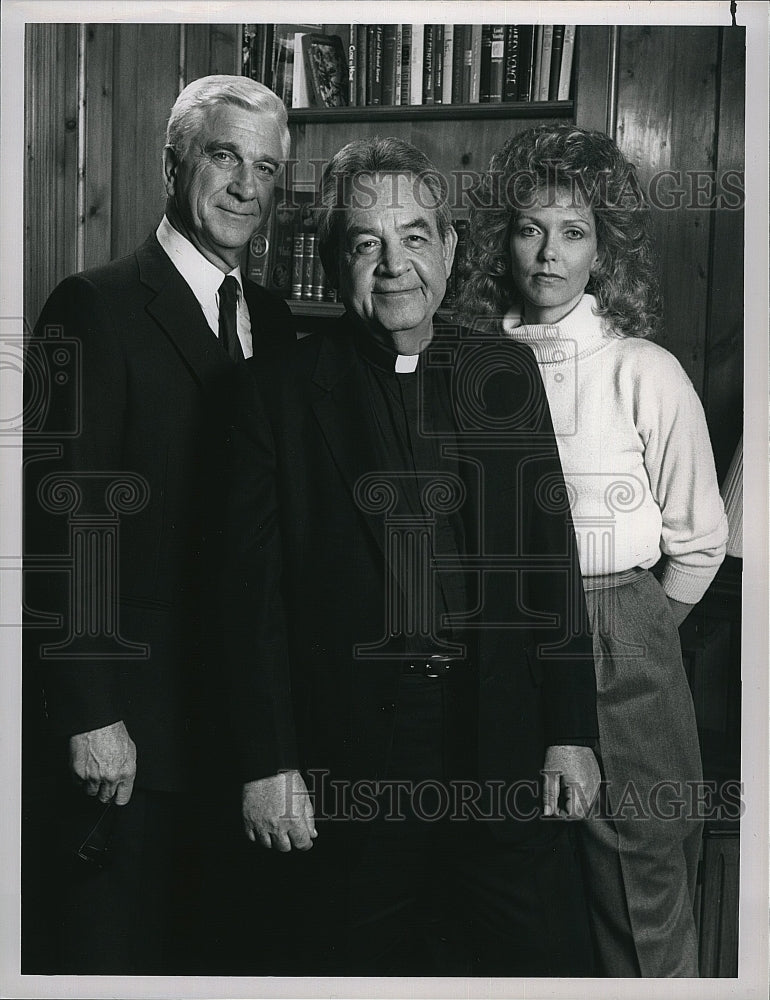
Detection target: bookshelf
<box><xmin>244</xmin><ymin>22</ymin><xmax>585</xmax><ymax>323</ymax></box>
<box><xmin>286</xmin><ymin>100</ymin><xmax>572</xmax><ymax>125</ymax></box>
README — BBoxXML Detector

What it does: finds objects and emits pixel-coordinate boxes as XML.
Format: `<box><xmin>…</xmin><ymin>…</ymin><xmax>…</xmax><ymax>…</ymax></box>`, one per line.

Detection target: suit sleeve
<box><xmin>222</xmin><ymin>362</ymin><xmax>299</xmax><ymax>782</ymax></box>
<box><xmin>518</xmin><ymin>344</ymin><xmax>598</xmax><ymax>747</ymax></box>
<box><xmin>24</xmin><ymin>274</ymin><xmax>129</xmax><ymax>737</ymax></box>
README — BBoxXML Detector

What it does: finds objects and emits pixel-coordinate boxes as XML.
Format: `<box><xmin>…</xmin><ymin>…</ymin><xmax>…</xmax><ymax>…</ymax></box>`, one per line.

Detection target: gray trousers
<box><xmin>578</xmin><ymin>568</ymin><xmax>702</xmax><ymax>977</ymax></box>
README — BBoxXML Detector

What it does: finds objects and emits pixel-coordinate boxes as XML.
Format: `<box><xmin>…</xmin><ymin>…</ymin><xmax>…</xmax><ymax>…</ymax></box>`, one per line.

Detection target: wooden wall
<box><xmin>576</xmin><ymin>25</ymin><xmax>745</xmax><ymax>479</ymax></box>
<box><xmin>24</xmin><ymin>23</ymin><xmax>745</xmax><ymax>477</ymax></box>
<box><xmin>24</xmin><ymin>23</ymin><xmax>240</xmax><ymax>328</ymax></box>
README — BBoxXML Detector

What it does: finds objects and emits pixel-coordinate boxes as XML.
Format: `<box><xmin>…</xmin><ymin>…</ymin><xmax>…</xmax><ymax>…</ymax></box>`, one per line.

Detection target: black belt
<box><xmin>399</xmin><ymin>654</ymin><xmax>472</xmax><ymax>678</ymax></box>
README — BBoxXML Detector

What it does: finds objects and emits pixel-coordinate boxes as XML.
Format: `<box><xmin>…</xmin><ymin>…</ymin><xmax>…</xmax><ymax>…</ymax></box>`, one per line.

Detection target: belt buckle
<box><xmin>424</xmin><ymin>654</ymin><xmax>453</xmax><ymax>678</ymax></box>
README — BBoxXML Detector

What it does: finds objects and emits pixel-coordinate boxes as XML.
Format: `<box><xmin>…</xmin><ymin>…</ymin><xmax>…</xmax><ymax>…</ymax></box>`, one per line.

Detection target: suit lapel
<box><xmin>136</xmin><ymin>233</ymin><xmax>231</xmax><ymax>388</ymax></box>
<box><xmin>309</xmin><ymin>323</ymin><xmax>388</xmax><ymax>559</ymax></box>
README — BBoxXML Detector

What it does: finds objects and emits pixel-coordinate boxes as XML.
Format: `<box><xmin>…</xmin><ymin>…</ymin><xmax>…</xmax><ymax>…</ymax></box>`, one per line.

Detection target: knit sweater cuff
<box><xmin>660</xmin><ymin>562</ymin><xmax>719</xmax><ymax>605</ymax></box>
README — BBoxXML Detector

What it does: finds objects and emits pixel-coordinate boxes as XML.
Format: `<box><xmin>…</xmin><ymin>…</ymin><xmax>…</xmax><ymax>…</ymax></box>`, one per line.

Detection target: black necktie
<box><xmin>218</xmin><ymin>275</ymin><xmax>244</xmax><ymax>361</ymax></box>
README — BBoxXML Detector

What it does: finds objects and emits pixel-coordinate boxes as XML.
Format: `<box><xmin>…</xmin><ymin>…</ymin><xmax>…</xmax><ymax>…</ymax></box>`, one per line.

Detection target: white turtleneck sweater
<box><xmin>503</xmin><ymin>294</ymin><xmax>727</xmax><ymax>603</ymax></box>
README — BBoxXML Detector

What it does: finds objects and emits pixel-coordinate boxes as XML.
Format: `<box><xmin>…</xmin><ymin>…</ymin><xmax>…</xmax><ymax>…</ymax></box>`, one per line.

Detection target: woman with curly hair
<box><xmin>458</xmin><ymin>124</ymin><xmax>727</xmax><ymax>977</ymax></box>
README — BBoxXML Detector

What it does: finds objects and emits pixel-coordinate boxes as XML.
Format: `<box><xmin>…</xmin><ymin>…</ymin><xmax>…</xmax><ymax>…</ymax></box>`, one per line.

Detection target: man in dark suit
<box><xmin>23</xmin><ymin>75</ymin><xmax>295</xmax><ymax>974</ymax></box>
<box><xmin>225</xmin><ymin>136</ymin><xmax>600</xmax><ymax>976</ymax></box>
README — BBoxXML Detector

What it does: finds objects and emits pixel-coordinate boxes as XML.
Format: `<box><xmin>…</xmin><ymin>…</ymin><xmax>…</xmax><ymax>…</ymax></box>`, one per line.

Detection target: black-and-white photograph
<box><xmin>1</xmin><ymin>2</ymin><xmax>767</xmax><ymax>998</ymax></box>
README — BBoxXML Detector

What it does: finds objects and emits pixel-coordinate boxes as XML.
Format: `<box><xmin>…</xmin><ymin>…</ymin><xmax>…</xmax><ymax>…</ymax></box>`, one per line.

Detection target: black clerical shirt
<box><xmin>353</xmin><ymin>327</ymin><xmax>470</xmax><ymax>655</ymax></box>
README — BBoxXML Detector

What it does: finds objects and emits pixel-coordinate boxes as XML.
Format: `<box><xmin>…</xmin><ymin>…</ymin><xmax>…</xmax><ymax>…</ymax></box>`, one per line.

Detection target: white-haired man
<box><xmin>24</xmin><ymin>75</ymin><xmax>295</xmax><ymax>973</ymax></box>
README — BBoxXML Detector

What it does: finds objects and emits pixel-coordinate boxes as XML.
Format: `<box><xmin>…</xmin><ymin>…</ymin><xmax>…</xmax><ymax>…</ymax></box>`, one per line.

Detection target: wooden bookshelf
<box><xmin>287</xmin><ymin>100</ymin><xmax>573</xmax><ymax>125</ymax></box>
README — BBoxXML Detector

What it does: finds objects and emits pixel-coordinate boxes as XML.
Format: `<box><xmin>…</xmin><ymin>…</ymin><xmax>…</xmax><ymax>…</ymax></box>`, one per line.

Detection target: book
<box><xmin>394</xmin><ymin>24</ymin><xmax>403</xmax><ymax>105</ymax></box>
<box><xmin>558</xmin><ymin>25</ymin><xmax>576</xmax><ymax>100</ymax></box>
<box><xmin>532</xmin><ymin>26</ymin><xmax>543</xmax><ymax>103</ymax></box>
<box><xmin>479</xmin><ymin>25</ymin><xmax>492</xmax><ymax>102</ymax></box>
<box><xmin>442</xmin><ymin>24</ymin><xmax>454</xmax><ymax>104</ymax></box>
<box><xmin>433</xmin><ymin>24</ymin><xmax>444</xmax><ymax>103</ymax></box>
<box><xmin>266</xmin><ymin>189</ymin><xmax>316</xmax><ymax>298</ymax></box>
<box><xmin>291</xmin><ymin>233</ymin><xmax>305</xmax><ymax>299</ymax></box>
<box><xmin>400</xmin><ymin>25</ymin><xmax>412</xmax><ymax>105</ymax></box>
<box><xmin>356</xmin><ymin>25</ymin><xmax>368</xmax><ymax>106</ymax></box>
<box><xmin>302</xmin><ymin>33</ymin><xmax>348</xmax><ymax>108</ymax></box>
<box><xmin>301</xmin><ymin>233</ymin><xmax>316</xmax><ymax>300</ymax></box>
<box><xmin>245</xmin><ymin>230</ymin><xmax>271</xmax><ymax>287</ymax></box>
<box><xmin>367</xmin><ymin>25</ymin><xmax>383</xmax><ymax>105</ymax></box>
<box><xmin>422</xmin><ymin>25</ymin><xmax>434</xmax><ymax>104</ymax></box>
<box><xmin>348</xmin><ymin>24</ymin><xmax>358</xmax><ymax>105</ymax></box>
<box><xmin>489</xmin><ymin>25</ymin><xmax>505</xmax><ymax>101</ymax></box>
<box><xmin>537</xmin><ymin>25</ymin><xmax>554</xmax><ymax>101</ymax></box>
<box><xmin>409</xmin><ymin>24</ymin><xmax>424</xmax><ymax>105</ymax></box>
<box><xmin>548</xmin><ymin>26</ymin><xmax>565</xmax><ymax>101</ymax></box>
<box><xmin>502</xmin><ymin>25</ymin><xmax>520</xmax><ymax>101</ymax></box>
<box><xmin>517</xmin><ymin>26</ymin><xmax>536</xmax><ymax>101</ymax></box>
<box><xmin>273</xmin><ymin>34</ymin><xmax>295</xmax><ymax>107</ymax></box>
<box><xmin>292</xmin><ymin>32</ymin><xmax>311</xmax><ymax>108</ymax></box>
<box><xmin>452</xmin><ymin>26</ymin><xmax>466</xmax><ymax>104</ymax></box>
<box><xmin>466</xmin><ymin>24</ymin><xmax>482</xmax><ymax>104</ymax></box>
<box><xmin>311</xmin><ymin>241</ymin><xmax>325</xmax><ymax>302</ymax></box>
<box><xmin>460</xmin><ymin>25</ymin><xmax>473</xmax><ymax>102</ymax></box>
<box><xmin>382</xmin><ymin>25</ymin><xmax>399</xmax><ymax>105</ymax></box>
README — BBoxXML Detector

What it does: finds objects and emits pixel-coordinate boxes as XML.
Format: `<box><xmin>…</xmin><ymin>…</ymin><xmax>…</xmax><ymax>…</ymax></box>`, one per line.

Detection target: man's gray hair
<box><xmin>316</xmin><ymin>136</ymin><xmax>452</xmax><ymax>280</ymax></box>
<box><xmin>165</xmin><ymin>75</ymin><xmax>291</xmax><ymax>160</ymax></box>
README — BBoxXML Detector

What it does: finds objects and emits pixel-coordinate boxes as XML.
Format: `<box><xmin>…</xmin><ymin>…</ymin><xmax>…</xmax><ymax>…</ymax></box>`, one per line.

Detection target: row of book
<box><xmin>245</xmin><ymin>191</ymin><xmax>471</xmax><ymax>310</ymax></box>
<box><xmin>243</xmin><ymin>24</ymin><xmax>576</xmax><ymax>110</ymax></box>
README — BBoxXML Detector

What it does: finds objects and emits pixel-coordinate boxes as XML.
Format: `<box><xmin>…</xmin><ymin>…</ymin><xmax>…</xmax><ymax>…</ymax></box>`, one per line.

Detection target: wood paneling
<box><xmin>24</xmin><ymin>24</ymin><xmax>79</xmax><ymax>330</ymax></box>
<box><xmin>111</xmin><ymin>24</ymin><xmax>180</xmax><ymax>259</ymax></box>
<box><xmin>704</xmin><ymin>28</ymin><xmax>745</xmax><ymax>480</ymax></box>
<box><xmin>616</xmin><ymin>26</ymin><xmax>721</xmax><ymax>394</ymax></box>
<box><xmin>83</xmin><ymin>24</ymin><xmax>113</xmax><ymax>269</ymax></box>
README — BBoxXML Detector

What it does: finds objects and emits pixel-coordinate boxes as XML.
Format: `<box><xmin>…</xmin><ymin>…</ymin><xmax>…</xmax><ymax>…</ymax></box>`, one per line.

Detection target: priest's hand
<box><xmin>242</xmin><ymin>769</ymin><xmax>317</xmax><ymax>851</ymax></box>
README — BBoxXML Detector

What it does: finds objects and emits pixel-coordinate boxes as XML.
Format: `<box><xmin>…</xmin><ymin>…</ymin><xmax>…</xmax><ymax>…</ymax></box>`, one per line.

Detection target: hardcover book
<box><xmin>302</xmin><ymin>33</ymin><xmax>349</xmax><ymax>107</ymax></box>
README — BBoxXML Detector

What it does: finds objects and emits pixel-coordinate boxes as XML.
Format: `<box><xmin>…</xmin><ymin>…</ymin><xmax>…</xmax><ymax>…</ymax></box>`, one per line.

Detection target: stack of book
<box><xmin>243</xmin><ymin>24</ymin><xmax>577</xmax><ymax>108</ymax></box>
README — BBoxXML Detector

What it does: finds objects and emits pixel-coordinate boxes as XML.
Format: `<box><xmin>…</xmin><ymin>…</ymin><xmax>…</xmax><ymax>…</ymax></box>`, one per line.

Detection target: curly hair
<box><xmin>456</xmin><ymin>124</ymin><xmax>662</xmax><ymax>338</ymax></box>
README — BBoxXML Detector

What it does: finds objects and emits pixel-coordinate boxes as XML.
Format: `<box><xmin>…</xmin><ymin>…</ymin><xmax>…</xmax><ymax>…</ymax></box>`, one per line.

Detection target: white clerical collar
<box><xmin>395</xmin><ymin>354</ymin><xmax>420</xmax><ymax>373</ymax></box>
<box><xmin>156</xmin><ymin>215</ymin><xmax>243</xmax><ymax>303</ymax></box>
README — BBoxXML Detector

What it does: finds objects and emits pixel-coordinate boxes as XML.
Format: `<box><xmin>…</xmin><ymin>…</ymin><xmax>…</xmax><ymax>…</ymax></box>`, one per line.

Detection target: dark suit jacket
<box><xmin>225</xmin><ymin>315</ymin><xmax>597</xmax><ymax>841</ymax></box>
<box><xmin>24</xmin><ymin>232</ymin><xmax>296</xmax><ymax>792</ymax></box>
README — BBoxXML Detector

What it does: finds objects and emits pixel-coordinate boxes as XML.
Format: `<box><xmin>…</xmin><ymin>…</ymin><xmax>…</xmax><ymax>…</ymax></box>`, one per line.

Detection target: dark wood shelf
<box><xmin>287</xmin><ymin>101</ymin><xmax>573</xmax><ymax>125</ymax></box>
<box><xmin>288</xmin><ymin>300</ymin><xmax>344</xmax><ymax>318</ymax></box>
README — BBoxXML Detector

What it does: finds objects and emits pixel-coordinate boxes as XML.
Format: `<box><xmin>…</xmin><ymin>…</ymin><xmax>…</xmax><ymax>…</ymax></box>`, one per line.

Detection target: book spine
<box><xmin>394</xmin><ymin>24</ymin><xmax>403</xmax><ymax>104</ymax></box>
<box><xmin>468</xmin><ymin>24</ymin><xmax>482</xmax><ymax>104</ymax></box>
<box><xmin>371</xmin><ymin>25</ymin><xmax>383</xmax><ymax>105</ymax></box>
<box><xmin>537</xmin><ymin>25</ymin><xmax>553</xmax><ymax>101</ymax></box>
<box><xmin>409</xmin><ymin>24</ymin><xmax>424</xmax><ymax>106</ymax></box>
<box><xmin>488</xmin><ymin>25</ymin><xmax>505</xmax><ymax>102</ymax></box>
<box><xmin>452</xmin><ymin>26</ymin><xmax>465</xmax><ymax>104</ymax></box>
<box><xmin>301</xmin><ymin>233</ymin><xmax>315</xmax><ymax>300</ymax></box>
<box><xmin>422</xmin><ymin>25</ymin><xmax>434</xmax><ymax>104</ymax></box>
<box><xmin>246</xmin><ymin>231</ymin><xmax>270</xmax><ymax>287</ymax></box>
<box><xmin>433</xmin><ymin>24</ymin><xmax>444</xmax><ymax>103</ymax></box>
<box><xmin>400</xmin><ymin>24</ymin><xmax>412</xmax><ymax>105</ymax></box>
<box><xmin>382</xmin><ymin>25</ymin><xmax>398</xmax><ymax>105</ymax></box>
<box><xmin>348</xmin><ymin>24</ymin><xmax>357</xmax><ymax>106</ymax></box>
<box><xmin>291</xmin><ymin>233</ymin><xmax>305</xmax><ymax>300</ymax></box>
<box><xmin>451</xmin><ymin>218</ymin><xmax>470</xmax><ymax>304</ymax></box>
<box><xmin>557</xmin><ymin>25</ymin><xmax>576</xmax><ymax>100</ymax></box>
<box><xmin>518</xmin><ymin>26</ymin><xmax>535</xmax><ymax>100</ymax></box>
<box><xmin>461</xmin><ymin>26</ymin><xmax>472</xmax><ymax>102</ymax></box>
<box><xmin>548</xmin><ymin>25</ymin><xmax>564</xmax><ymax>100</ymax></box>
<box><xmin>479</xmin><ymin>25</ymin><xmax>492</xmax><ymax>102</ymax></box>
<box><xmin>292</xmin><ymin>33</ymin><xmax>310</xmax><ymax>108</ymax></box>
<box><xmin>356</xmin><ymin>25</ymin><xmax>368</xmax><ymax>106</ymax></box>
<box><xmin>532</xmin><ymin>26</ymin><xmax>543</xmax><ymax>102</ymax></box>
<box><xmin>503</xmin><ymin>25</ymin><xmax>519</xmax><ymax>101</ymax></box>
<box><xmin>311</xmin><ymin>242</ymin><xmax>325</xmax><ymax>302</ymax></box>
<box><xmin>442</xmin><ymin>24</ymin><xmax>454</xmax><ymax>104</ymax></box>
